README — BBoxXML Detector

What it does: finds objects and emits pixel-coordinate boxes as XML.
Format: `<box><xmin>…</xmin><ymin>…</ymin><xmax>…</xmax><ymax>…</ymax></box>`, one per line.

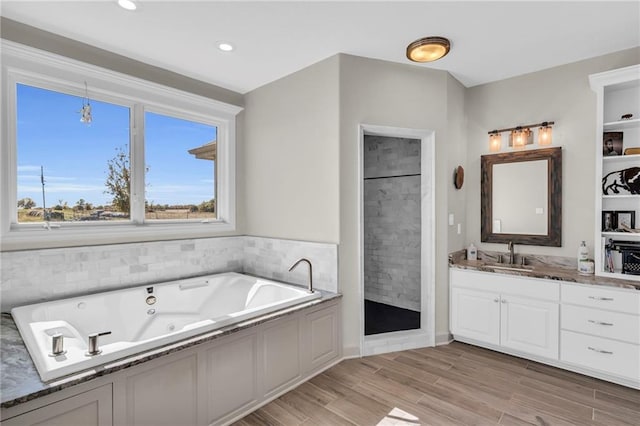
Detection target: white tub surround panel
<box><xmin>0</xmin><ymin>236</ymin><xmax>338</xmax><ymax>312</ymax></box>
<box><xmin>1</xmin><ymin>298</ymin><xmax>342</xmax><ymax>426</ymax></box>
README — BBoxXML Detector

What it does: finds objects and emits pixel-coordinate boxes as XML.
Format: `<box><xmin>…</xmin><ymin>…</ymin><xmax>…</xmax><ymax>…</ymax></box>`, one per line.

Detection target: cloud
<box><xmin>18</xmin><ymin>183</ymin><xmax>104</xmax><ymax>193</ymax></box>
<box><xmin>17</xmin><ymin>165</ymin><xmax>42</xmax><ymax>172</ymax></box>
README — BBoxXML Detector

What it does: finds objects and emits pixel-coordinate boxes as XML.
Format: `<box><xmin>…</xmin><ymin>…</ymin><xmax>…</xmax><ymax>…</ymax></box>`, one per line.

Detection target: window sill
<box><xmin>0</xmin><ymin>221</ymin><xmax>237</xmax><ymax>251</ymax></box>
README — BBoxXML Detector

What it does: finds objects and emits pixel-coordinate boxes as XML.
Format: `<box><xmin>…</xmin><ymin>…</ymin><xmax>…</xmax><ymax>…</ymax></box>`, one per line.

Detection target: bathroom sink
<box><xmin>484</xmin><ymin>264</ymin><xmax>534</xmax><ymax>273</ymax></box>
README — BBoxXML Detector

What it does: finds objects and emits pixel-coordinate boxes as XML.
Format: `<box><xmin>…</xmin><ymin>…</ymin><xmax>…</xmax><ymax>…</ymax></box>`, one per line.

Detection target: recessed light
<box><xmin>118</xmin><ymin>0</ymin><xmax>137</xmax><ymax>11</ymax></box>
<box><xmin>217</xmin><ymin>42</ymin><xmax>234</xmax><ymax>52</ymax></box>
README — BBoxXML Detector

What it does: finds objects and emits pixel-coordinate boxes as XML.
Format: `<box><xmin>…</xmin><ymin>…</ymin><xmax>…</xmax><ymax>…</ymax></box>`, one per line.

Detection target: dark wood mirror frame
<box><xmin>481</xmin><ymin>147</ymin><xmax>562</xmax><ymax>247</ymax></box>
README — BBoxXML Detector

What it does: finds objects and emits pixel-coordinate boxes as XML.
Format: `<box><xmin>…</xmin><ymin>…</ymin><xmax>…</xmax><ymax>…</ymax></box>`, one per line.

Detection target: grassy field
<box><xmin>18</xmin><ymin>208</ymin><xmax>215</xmax><ymax>222</ymax></box>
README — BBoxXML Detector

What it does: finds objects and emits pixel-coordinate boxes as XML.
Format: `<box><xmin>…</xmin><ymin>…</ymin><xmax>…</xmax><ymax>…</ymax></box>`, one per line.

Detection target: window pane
<box><xmin>16</xmin><ymin>84</ymin><xmax>131</xmax><ymax>223</ymax></box>
<box><xmin>144</xmin><ymin>111</ymin><xmax>217</xmax><ymax>220</ymax></box>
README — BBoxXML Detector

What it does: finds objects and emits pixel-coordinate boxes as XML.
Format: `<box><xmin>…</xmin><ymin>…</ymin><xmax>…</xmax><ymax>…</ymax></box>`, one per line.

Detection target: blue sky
<box><xmin>17</xmin><ymin>84</ymin><xmax>216</xmax><ymax>208</ymax></box>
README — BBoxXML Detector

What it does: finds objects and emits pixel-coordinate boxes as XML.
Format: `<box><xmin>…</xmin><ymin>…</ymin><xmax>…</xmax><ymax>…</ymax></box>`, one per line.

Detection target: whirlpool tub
<box><xmin>11</xmin><ymin>272</ymin><xmax>321</xmax><ymax>382</ymax></box>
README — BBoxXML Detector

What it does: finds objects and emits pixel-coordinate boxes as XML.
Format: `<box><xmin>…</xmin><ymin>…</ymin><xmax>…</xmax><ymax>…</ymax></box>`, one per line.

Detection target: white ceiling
<box><xmin>1</xmin><ymin>1</ymin><xmax>639</xmax><ymax>94</ymax></box>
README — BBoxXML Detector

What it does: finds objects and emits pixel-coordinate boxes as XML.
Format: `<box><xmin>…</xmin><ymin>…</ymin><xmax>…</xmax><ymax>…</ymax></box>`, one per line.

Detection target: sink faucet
<box><xmin>507</xmin><ymin>241</ymin><xmax>515</xmax><ymax>265</ymax></box>
<box><xmin>288</xmin><ymin>258</ymin><xmax>313</xmax><ymax>293</ymax></box>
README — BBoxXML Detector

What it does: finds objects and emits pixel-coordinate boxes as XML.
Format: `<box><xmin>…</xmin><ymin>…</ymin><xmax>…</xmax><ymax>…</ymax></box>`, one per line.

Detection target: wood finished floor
<box><xmin>233</xmin><ymin>341</ymin><xmax>640</xmax><ymax>426</ymax></box>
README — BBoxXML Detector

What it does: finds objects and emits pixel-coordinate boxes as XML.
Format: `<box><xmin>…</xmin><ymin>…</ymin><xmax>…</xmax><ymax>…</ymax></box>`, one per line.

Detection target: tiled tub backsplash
<box><xmin>0</xmin><ymin>236</ymin><xmax>338</xmax><ymax>311</ymax></box>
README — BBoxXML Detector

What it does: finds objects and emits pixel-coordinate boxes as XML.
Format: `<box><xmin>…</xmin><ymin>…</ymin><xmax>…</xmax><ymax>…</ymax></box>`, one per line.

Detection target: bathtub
<box><xmin>11</xmin><ymin>272</ymin><xmax>321</xmax><ymax>382</ymax></box>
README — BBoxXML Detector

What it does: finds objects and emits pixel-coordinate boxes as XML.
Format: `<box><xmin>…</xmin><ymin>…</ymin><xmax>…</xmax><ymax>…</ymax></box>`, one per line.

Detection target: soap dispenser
<box><xmin>467</xmin><ymin>243</ymin><xmax>478</xmax><ymax>261</ymax></box>
<box><xmin>577</xmin><ymin>241</ymin><xmax>588</xmax><ymax>271</ymax></box>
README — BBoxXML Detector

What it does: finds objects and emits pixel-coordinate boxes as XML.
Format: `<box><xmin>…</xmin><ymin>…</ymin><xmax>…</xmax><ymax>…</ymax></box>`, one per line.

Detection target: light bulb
<box><xmin>489</xmin><ymin>132</ymin><xmax>501</xmax><ymax>152</ymax></box>
<box><xmin>538</xmin><ymin>125</ymin><xmax>552</xmax><ymax>146</ymax></box>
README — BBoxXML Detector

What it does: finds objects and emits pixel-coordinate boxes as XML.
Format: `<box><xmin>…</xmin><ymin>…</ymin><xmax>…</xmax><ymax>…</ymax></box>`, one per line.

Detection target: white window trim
<box><xmin>1</xmin><ymin>40</ymin><xmax>242</xmax><ymax>251</ymax></box>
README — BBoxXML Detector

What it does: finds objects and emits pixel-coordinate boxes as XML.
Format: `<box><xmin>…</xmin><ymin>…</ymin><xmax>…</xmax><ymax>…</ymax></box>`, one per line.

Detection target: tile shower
<box><xmin>363</xmin><ymin>135</ymin><xmax>421</xmax><ymax>335</ymax></box>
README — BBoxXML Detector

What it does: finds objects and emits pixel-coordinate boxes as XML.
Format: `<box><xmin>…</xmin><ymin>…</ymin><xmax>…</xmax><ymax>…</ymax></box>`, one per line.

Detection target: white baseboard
<box><xmin>435</xmin><ymin>332</ymin><xmax>453</xmax><ymax>346</ymax></box>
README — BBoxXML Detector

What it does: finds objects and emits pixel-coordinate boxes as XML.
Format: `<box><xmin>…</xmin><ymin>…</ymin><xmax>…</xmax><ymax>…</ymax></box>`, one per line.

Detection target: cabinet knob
<box><xmin>494</xmin><ymin>298</ymin><xmax>500</xmax><ymax>303</ymax></box>
<box><xmin>501</xmin><ymin>299</ymin><xmax>507</xmax><ymax>304</ymax></box>
<box><xmin>588</xmin><ymin>296</ymin><xmax>614</xmax><ymax>301</ymax></box>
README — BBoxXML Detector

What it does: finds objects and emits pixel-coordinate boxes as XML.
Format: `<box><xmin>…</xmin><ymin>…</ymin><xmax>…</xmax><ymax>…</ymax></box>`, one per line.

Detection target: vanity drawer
<box><xmin>561</xmin><ymin>304</ymin><xmax>640</xmax><ymax>344</ymax></box>
<box><xmin>561</xmin><ymin>330</ymin><xmax>640</xmax><ymax>381</ymax></box>
<box><xmin>450</xmin><ymin>269</ymin><xmax>559</xmax><ymax>301</ymax></box>
<box><xmin>561</xmin><ymin>284</ymin><xmax>640</xmax><ymax>315</ymax></box>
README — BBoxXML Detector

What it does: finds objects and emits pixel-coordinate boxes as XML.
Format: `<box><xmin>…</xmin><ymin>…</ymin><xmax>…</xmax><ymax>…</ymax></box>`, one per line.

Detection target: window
<box><xmin>144</xmin><ymin>111</ymin><xmax>217</xmax><ymax>221</ymax></box>
<box><xmin>17</xmin><ymin>84</ymin><xmax>131</xmax><ymax>223</ymax></box>
<box><xmin>1</xmin><ymin>41</ymin><xmax>241</xmax><ymax>250</ymax></box>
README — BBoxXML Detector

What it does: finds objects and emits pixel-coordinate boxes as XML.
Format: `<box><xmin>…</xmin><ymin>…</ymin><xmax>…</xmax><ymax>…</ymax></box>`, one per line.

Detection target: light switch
<box><xmin>535</xmin><ymin>207</ymin><xmax>544</xmax><ymax>214</ymax></box>
<box><xmin>457</xmin><ymin>223</ymin><xmax>461</xmax><ymax>234</ymax></box>
<box><xmin>449</xmin><ymin>214</ymin><xmax>455</xmax><ymax>226</ymax></box>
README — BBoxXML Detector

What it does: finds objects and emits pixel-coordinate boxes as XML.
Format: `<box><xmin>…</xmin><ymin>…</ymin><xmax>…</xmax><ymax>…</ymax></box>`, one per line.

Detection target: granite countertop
<box><xmin>0</xmin><ymin>291</ymin><xmax>341</xmax><ymax>410</ymax></box>
<box><xmin>450</xmin><ymin>259</ymin><xmax>640</xmax><ymax>291</ymax></box>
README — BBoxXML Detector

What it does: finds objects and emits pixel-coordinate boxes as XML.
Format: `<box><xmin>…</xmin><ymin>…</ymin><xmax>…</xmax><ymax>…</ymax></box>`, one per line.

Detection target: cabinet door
<box><xmin>450</xmin><ymin>287</ymin><xmax>500</xmax><ymax>345</ymax></box>
<box><xmin>124</xmin><ymin>354</ymin><xmax>198</xmax><ymax>426</ymax></box>
<box><xmin>262</xmin><ymin>317</ymin><xmax>301</xmax><ymax>397</ymax></box>
<box><xmin>205</xmin><ymin>333</ymin><xmax>258</xmax><ymax>423</ymax></box>
<box><xmin>303</xmin><ymin>304</ymin><xmax>339</xmax><ymax>373</ymax></box>
<box><xmin>500</xmin><ymin>295</ymin><xmax>559</xmax><ymax>359</ymax></box>
<box><xmin>2</xmin><ymin>384</ymin><xmax>112</xmax><ymax>426</ymax></box>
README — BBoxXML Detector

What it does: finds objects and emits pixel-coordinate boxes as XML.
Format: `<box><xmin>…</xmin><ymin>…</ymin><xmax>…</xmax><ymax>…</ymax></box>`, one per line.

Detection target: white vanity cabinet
<box><xmin>560</xmin><ymin>282</ymin><xmax>640</xmax><ymax>387</ymax></box>
<box><xmin>450</xmin><ymin>269</ymin><xmax>560</xmax><ymax>360</ymax></box>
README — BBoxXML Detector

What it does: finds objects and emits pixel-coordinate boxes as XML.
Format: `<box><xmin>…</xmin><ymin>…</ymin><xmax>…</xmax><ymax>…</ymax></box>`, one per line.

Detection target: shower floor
<box><xmin>364</xmin><ymin>299</ymin><xmax>420</xmax><ymax>335</ymax></box>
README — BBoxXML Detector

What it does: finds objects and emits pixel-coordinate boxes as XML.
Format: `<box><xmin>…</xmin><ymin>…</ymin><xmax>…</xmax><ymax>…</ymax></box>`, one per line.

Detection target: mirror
<box><xmin>481</xmin><ymin>147</ymin><xmax>562</xmax><ymax>246</ymax></box>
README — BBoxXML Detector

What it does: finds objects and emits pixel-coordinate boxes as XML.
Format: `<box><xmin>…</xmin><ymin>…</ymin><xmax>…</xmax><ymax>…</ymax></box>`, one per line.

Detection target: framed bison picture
<box><xmin>602</xmin><ymin>166</ymin><xmax>640</xmax><ymax>195</ymax></box>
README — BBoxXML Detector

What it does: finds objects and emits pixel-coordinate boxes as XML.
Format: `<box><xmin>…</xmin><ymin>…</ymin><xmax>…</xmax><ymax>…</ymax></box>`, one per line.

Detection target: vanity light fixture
<box><xmin>487</xmin><ymin>121</ymin><xmax>555</xmax><ymax>151</ymax></box>
<box><xmin>538</xmin><ymin>122</ymin><xmax>553</xmax><ymax>146</ymax></box>
<box><xmin>406</xmin><ymin>36</ymin><xmax>450</xmax><ymax>62</ymax></box>
<box><xmin>117</xmin><ymin>0</ymin><xmax>137</xmax><ymax>11</ymax></box>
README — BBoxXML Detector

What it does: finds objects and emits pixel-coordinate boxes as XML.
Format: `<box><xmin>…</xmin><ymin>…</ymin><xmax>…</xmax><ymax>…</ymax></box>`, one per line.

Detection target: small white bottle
<box><xmin>467</xmin><ymin>243</ymin><xmax>478</xmax><ymax>261</ymax></box>
<box><xmin>577</xmin><ymin>241</ymin><xmax>588</xmax><ymax>271</ymax></box>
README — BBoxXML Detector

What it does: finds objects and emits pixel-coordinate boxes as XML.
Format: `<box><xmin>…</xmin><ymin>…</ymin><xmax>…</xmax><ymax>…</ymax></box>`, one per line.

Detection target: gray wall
<box><xmin>243</xmin><ymin>55</ymin><xmax>340</xmax><ymax>243</ymax></box>
<box><xmin>363</xmin><ymin>136</ymin><xmax>421</xmax><ymax>311</ymax></box>
<box><xmin>466</xmin><ymin>47</ymin><xmax>640</xmax><ymax>259</ymax></box>
<box><xmin>339</xmin><ymin>55</ymin><xmax>458</xmax><ymax>353</ymax></box>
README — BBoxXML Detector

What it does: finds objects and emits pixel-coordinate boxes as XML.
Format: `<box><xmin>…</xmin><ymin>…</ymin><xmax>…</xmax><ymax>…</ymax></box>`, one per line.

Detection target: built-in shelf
<box><xmin>590</xmin><ymin>64</ymin><xmax>640</xmax><ymax>283</ymax></box>
<box><xmin>601</xmin><ymin>194</ymin><xmax>640</xmax><ymax>199</ymax></box>
<box><xmin>602</xmin><ymin>153</ymin><xmax>640</xmax><ymax>162</ymax></box>
<box><xmin>601</xmin><ymin>232</ymin><xmax>640</xmax><ymax>240</ymax></box>
<box><xmin>604</xmin><ymin>118</ymin><xmax>640</xmax><ymax>131</ymax></box>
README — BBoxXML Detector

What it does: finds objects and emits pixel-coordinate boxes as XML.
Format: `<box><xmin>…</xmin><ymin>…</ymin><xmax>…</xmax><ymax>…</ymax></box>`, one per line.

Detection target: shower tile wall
<box><xmin>364</xmin><ymin>135</ymin><xmax>421</xmax><ymax>312</ymax></box>
<box><xmin>0</xmin><ymin>236</ymin><xmax>337</xmax><ymax>311</ymax></box>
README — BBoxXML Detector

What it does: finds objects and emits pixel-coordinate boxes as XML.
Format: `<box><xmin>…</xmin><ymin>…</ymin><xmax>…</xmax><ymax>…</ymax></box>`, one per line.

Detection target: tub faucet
<box><xmin>507</xmin><ymin>241</ymin><xmax>515</xmax><ymax>265</ymax></box>
<box><xmin>49</xmin><ymin>333</ymin><xmax>66</xmax><ymax>357</ymax></box>
<box><xmin>86</xmin><ymin>331</ymin><xmax>111</xmax><ymax>356</ymax></box>
<box><xmin>288</xmin><ymin>258</ymin><xmax>313</xmax><ymax>293</ymax></box>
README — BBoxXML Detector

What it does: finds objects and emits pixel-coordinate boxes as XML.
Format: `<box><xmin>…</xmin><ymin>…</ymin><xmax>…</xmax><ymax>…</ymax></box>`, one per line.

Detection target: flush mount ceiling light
<box><xmin>117</xmin><ymin>0</ymin><xmax>137</xmax><ymax>11</ymax></box>
<box><xmin>217</xmin><ymin>42</ymin><xmax>234</xmax><ymax>52</ymax></box>
<box><xmin>406</xmin><ymin>36</ymin><xmax>450</xmax><ymax>62</ymax></box>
